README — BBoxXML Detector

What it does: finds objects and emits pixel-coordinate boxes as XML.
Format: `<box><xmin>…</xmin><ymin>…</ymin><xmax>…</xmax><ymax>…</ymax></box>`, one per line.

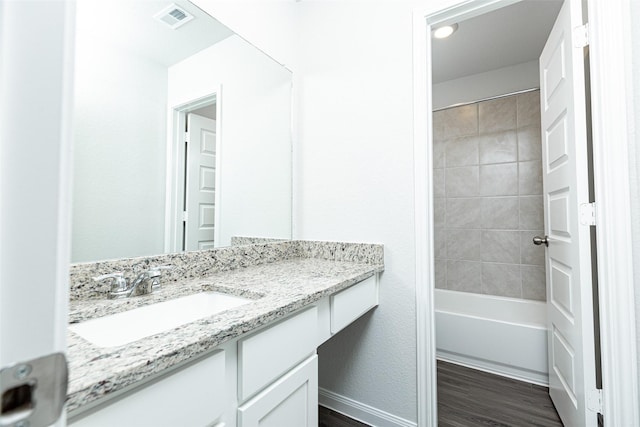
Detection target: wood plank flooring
<box><xmin>319</xmin><ymin>361</ymin><xmax>563</xmax><ymax>427</ymax></box>
<box><xmin>319</xmin><ymin>406</ymin><xmax>370</xmax><ymax>427</ymax></box>
<box><xmin>438</xmin><ymin>360</ymin><xmax>563</xmax><ymax>427</ymax></box>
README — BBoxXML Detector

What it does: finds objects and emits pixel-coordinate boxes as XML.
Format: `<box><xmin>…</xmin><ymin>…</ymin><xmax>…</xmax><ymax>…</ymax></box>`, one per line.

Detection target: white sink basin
<box><xmin>70</xmin><ymin>292</ymin><xmax>251</xmax><ymax>348</ymax></box>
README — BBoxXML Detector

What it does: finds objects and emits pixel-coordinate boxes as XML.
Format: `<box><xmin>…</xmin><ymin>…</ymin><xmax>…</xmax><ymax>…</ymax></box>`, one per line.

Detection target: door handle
<box><xmin>533</xmin><ymin>235</ymin><xmax>549</xmax><ymax>247</ymax></box>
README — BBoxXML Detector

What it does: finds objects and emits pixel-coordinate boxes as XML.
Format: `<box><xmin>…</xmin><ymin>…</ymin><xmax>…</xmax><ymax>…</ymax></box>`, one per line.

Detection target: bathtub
<box><xmin>435</xmin><ymin>289</ymin><xmax>549</xmax><ymax>385</ymax></box>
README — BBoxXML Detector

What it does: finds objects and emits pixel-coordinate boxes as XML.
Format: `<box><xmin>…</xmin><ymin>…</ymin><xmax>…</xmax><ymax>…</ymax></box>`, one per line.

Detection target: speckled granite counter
<box><xmin>67</xmin><ymin>241</ymin><xmax>383</xmax><ymax>414</ymax></box>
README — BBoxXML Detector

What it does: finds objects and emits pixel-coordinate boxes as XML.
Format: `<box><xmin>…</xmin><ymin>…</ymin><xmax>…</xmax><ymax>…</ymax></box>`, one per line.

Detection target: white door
<box><xmin>0</xmin><ymin>2</ymin><xmax>74</xmax><ymax>427</ymax></box>
<box><xmin>539</xmin><ymin>0</ymin><xmax>597</xmax><ymax>426</ymax></box>
<box><xmin>185</xmin><ymin>113</ymin><xmax>217</xmax><ymax>251</ymax></box>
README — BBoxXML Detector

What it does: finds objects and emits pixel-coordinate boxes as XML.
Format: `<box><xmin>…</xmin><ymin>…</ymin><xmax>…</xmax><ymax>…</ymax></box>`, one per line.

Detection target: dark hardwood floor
<box><xmin>319</xmin><ymin>361</ymin><xmax>563</xmax><ymax>427</ymax></box>
<box><xmin>319</xmin><ymin>406</ymin><xmax>370</xmax><ymax>427</ymax></box>
<box><xmin>438</xmin><ymin>360</ymin><xmax>563</xmax><ymax>427</ymax></box>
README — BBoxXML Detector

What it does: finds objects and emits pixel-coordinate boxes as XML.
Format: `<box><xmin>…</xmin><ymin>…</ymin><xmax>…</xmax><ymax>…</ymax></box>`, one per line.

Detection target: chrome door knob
<box><xmin>533</xmin><ymin>235</ymin><xmax>549</xmax><ymax>247</ymax></box>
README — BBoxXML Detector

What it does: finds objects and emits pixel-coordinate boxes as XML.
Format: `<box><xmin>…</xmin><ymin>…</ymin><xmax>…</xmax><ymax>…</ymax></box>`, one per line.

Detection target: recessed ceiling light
<box><xmin>433</xmin><ymin>24</ymin><xmax>458</xmax><ymax>39</ymax></box>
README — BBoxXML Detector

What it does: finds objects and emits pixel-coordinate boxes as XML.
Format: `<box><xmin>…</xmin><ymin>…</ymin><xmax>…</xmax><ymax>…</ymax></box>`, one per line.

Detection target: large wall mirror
<box><xmin>72</xmin><ymin>0</ymin><xmax>292</xmax><ymax>263</ymax></box>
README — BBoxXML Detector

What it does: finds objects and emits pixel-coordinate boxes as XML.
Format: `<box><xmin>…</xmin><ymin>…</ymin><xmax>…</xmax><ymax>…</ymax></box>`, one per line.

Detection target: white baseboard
<box><xmin>319</xmin><ymin>388</ymin><xmax>417</xmax><ymax>427</ymax></box>
<box><xmin>436</xmin><ymin>351</ymin><xmax>549</xmax><ymax>386</ymax></box>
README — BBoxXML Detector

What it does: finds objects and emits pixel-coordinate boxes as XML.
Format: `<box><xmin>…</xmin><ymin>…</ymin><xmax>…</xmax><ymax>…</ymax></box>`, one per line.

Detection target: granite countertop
<box><xmin>67</xmin><ymin>241</ymin><xmax>384</xmax><ymax>414</ymax></box>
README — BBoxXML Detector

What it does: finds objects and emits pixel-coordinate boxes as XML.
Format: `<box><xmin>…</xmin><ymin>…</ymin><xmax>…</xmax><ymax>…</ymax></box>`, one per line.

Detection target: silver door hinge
<box><xmin>580</xmin><ymin>202</ymin><xmax>596</xmax><ymax>226</ymax></box>
<box><xmin>182</xmin><ymin>211</ymin><xmax>188</xmax><ymax>222</ymax></box>
<box><xmin>587</xmin><ymin>388</ymin><xmax>603</xmax><ymax>414</ymax></box>
<box><xmin>574</xmin><ymin>23</ymin><xmax>589</xmax><ymax>48</ymax></box>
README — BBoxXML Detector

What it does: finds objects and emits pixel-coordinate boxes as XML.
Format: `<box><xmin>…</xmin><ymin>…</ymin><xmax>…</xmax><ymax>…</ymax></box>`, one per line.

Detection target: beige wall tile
<box><xmin>519</xmin><ymin>160</ymin><xmax>543</xmax><ymax>195</ymax></box>
<box><xmin>432</xmin><ymin>91</ymin><xmax>546</xmax><ymax>301</ymax></box>
<box><xmin>434</xmin><ymin>139</ymin><xmax>446</xmax><ymax>168</ymax></box>
<box><xmin>446</xmin><ymin>136</ymin><xmax>479</xmax><ymax>167</ymax></box>
<box><xmin>446</xmin><ymin>198</ymin><xmax>481</xmax><ymax>228</ymax></box>
<box><xmin>518</xmin><ymin>125</ymin><xmax>542</xmax><ymax>161</ymax></box>
<box><xmin>481</xmin><ymin>230</ymin><xmax>520</xmax><ymax>264</ymax></box>
<box><xmin>446</xmin><ymin>166</ymin><xmax>479</xmax><ymax>197</ymax></box>
<box><xmin>482</xmin><ymin>263</ymin><xmax>522</xmax><ymax>298</ymax></box>
<box><xmin>479</xmin><ymin>131</ymin><xmax>517</xmax><ymax>164</ymax></box>
<box><xmin>481</xmin><ymin>197</ymin><xmax>519</xmax><ymax>229</ymax></box>
<box><xmin>447</xmin><ymin>260</ymin><xmax>482</xmax><ymax>293</ymax></box>
<box><xmin>520</xmin><ymin>196</ymin><xmax>544</xmax><ymax>229</ymax></box>
<box><xmin>433</xmin><ymin>168</ymin><xmax>445</xmax><ymax>197</ymax></box>
<box><xmin>517</xmin><ymin>90</ymin><xmax>541</xmax><ymax>128</ymax></box>
<box><xmin>480</xmin><ymin>163</ymin><xmax>518</xmax><ymax>196</ymax></box>
<box><xmin>520</xmin><ymin>230</ymin><xmax>545</xmax><ymax>266</ymax></box>
<box><xmin>447</xmin><ymin>229</ymin><xmax>481</xmax><ymax>261</ymax></box>
<box><xmin>434</xmin><ymin>197</ymin><xmax>445</xmax><ymax>228</ymax></box>
<box><xmin>433</xmin><ymin>110</ymin><xmax>446</xmax><ymax>141</ymax></box>
<box><xmin>435</xmin><ymin>227</ymin><xmax>446</xmax><ymax>260</ymax></box>
<box><xmin>479</xmin><ymin>96</ymin><xmax>517</xmax><ymax>133</ymax></box>
<box><xmin>522</xmin><ymin>265</ymin><xmax>546</xmax><ymax>301</ymax></box>
<box><xmin>435</xmin><ymin>260</ymin><xmax>447</xmax><ymax>290</ymax></box>
<box><xmin>442</xmin><ymin>104</ymin><xmax>478</xmax><ymax>139</ymax></box>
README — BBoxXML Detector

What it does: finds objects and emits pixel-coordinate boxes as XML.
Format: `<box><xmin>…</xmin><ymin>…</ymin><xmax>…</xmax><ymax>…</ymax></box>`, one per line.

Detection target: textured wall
<box><xmin>72</xmin><ymin>20</ymin><xmax>168</xmax><ymax>263</ymax></box>
<box><xmin>433</xmin><ymin>91</ymin><xmax>546</xmax><ymax>301</ymax></box>
<box><xmin>630</xmin><ymin>0</ymin><xmax>640</xmax><ymax>412</ymax></box>
<box><xmin>295</xmin><ymin>2</ymin><xmax>421</xmax><ymax>423</ymax></box>
<box><xmin>432</xmin><ymin>60</ymin><xmax>539</xmax><ymax>110</ymax></box>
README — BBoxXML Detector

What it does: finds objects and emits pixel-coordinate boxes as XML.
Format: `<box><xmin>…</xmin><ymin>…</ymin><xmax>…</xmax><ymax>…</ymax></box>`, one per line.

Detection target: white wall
<box><xmin>432</xmin><ymin>60</ymin><xmax>539</xmax><ymax>109</ymax></box>
<box><xmin>192</xmin><ymin>0</ymin><xmax>297</xmax><ymax>69</ymax></box>
<box><xmin>72</xmin><ymin>23</ymin><xmax>168</xmax><ymax>262</ymax></box>
<box><xmin>168</xmin><ymin>35</ymin><xmax>292</xmax><ymax>247</ymax></box>
<box><xmin>295</xmin><ymin>2</ymin><xmax>425</xmax><ymax>423</ymax></box>
<box><xmin>629</xmin><ymin>0</ymin><xmax>640</xmax><ymax>411</ymax></box>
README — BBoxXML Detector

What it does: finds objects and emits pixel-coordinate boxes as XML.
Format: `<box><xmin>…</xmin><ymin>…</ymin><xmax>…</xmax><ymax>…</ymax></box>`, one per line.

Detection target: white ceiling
<box><xmin>431</xmin><ymin>0</ymin><xmax>563</xmax><ymax>84</ymax></box>
<box><xmin>76</xmin><ymin>0</ymin><xmax>234</xmax><ymax>67</ymax></box>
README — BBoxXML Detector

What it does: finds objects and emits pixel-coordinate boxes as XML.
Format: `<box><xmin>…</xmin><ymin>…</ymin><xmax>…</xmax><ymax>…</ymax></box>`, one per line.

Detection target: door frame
<box><xmin>164</xmin><ymin>88</ymin><xmax>223</xmax><ymax>253</ymax></box>
<box><xmin>412</xmin><ymin>0</ymin><xmax>639</xmax><ymax>426</ymax></box>
<box><xmin>0</xmin><ymin>1</ymin><xmax>76</xmax><ymax>426</ymax></box>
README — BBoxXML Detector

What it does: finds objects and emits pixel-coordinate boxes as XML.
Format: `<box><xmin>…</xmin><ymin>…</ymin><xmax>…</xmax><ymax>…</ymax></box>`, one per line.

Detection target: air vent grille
<box><xmin>154</xmin><ymin>3</ymin><xmax>194</xmax><ymax>30</ymax></box>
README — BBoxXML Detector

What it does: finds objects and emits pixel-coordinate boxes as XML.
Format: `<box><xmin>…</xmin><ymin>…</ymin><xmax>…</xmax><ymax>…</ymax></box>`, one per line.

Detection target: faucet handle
<box><xmin>148</xmin><ymin>265</ymin><xmax>172</xmax><ymax>290</ymax></box>
<box><xmin>93</xmin><ymin>272</ymin><xmax>127</xmax><ymax>292</ymax></box>
<box><xmin>149</xmin><ymin>265</ymin><xmax>172</xmax><ymax>275</ymax></box>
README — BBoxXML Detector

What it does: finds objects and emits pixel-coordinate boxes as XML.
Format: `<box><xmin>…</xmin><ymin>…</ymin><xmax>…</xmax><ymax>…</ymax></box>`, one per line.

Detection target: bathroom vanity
<box><xmin>66</xmin><ymin>241</ymin><xmax>383</xmax><ymax>427</ymax></box>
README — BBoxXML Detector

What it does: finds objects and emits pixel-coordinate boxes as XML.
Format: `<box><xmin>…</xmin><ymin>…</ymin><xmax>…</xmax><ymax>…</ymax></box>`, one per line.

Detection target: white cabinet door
<box><xmin>69</xmin><ymin>351</ymin><xmax>226</xmax><ymax>427</ymax></box>
<box><xmin>238</xmin><ymin>355</ymin><xmax>318</xmax><ymax>427</ymax></box>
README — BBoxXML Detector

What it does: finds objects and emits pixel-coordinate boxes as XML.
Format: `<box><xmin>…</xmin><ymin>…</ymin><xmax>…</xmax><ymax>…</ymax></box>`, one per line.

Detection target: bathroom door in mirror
<box><xmin>185</xmin><ymin>113</ymin><xmax>217</xmax><ymax>251</ymax></box>
<box><xmin>71</xmin><ymin>0</ymin><xmax>292</xmax><ymax>263</ymax></box>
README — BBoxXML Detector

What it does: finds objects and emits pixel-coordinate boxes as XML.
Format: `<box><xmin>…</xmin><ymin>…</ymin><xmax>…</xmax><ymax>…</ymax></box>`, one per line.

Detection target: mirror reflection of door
<box><xmin>185</xmin><ymin>112</ymin><xmax>217</xmax><ymax>251</ymax></box>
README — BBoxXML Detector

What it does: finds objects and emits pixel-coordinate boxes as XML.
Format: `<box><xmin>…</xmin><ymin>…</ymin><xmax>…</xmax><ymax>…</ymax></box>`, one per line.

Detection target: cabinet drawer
<box><xmin>238</xmin><ymin>307</ymin><xmax>317</xmax><ymax>401</ymax></box>
<box><xmin>330</xmin><ymin>275</ymin><xmax>378</xmax><ymax>334</ymax></box>
<box><xmin>70</xmin><ymin>350</ymin><xmax>226</xmax><ymax>427</ymax></box>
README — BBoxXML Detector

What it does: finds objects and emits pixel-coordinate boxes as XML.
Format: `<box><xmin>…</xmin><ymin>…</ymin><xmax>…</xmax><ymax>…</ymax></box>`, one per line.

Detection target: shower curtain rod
<box><xmin>432</xmin><ymin>87</ymin><xmax>540</xmax><ymax>112</ymax></box>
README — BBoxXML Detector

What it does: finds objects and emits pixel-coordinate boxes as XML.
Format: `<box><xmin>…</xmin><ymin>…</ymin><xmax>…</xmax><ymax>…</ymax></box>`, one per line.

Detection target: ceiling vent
<box><xmin>154</xmin><ymin>4</ymin><xmax>194</xmax><ymax>30</ymax></box>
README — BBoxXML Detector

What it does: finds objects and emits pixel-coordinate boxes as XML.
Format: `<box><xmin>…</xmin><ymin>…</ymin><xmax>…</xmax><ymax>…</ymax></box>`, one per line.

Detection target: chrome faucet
<box><xmin>93</xmin><ymin>265</ymin><xmax>172</xmax><ymax>299</ymax></box>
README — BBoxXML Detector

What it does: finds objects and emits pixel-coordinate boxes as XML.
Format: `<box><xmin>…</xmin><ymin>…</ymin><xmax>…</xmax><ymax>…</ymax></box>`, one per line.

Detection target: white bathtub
<box><xmin>435</xmin><ymin>289</ymin><xmax>549</xmax><ymax>385</ymax></box>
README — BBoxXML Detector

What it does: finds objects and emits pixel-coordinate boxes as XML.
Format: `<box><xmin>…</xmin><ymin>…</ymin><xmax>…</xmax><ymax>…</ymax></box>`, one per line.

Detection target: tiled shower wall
<box><xmin>433</xmin><ymin>90</ymin><xmax>546</xmax><ymax>301</ymax></box>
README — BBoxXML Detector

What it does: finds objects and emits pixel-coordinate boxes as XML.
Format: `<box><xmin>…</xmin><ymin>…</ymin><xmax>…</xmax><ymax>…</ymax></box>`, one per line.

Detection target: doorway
<box><xmin>165</xmin><ymin>91</ymin><xmax>222</xmax><ymax>254</ymax></box>
<box><xmin>414</xmin><ymin>1</ymin><xmax>624</xmax><ymax>424</ymax></box>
